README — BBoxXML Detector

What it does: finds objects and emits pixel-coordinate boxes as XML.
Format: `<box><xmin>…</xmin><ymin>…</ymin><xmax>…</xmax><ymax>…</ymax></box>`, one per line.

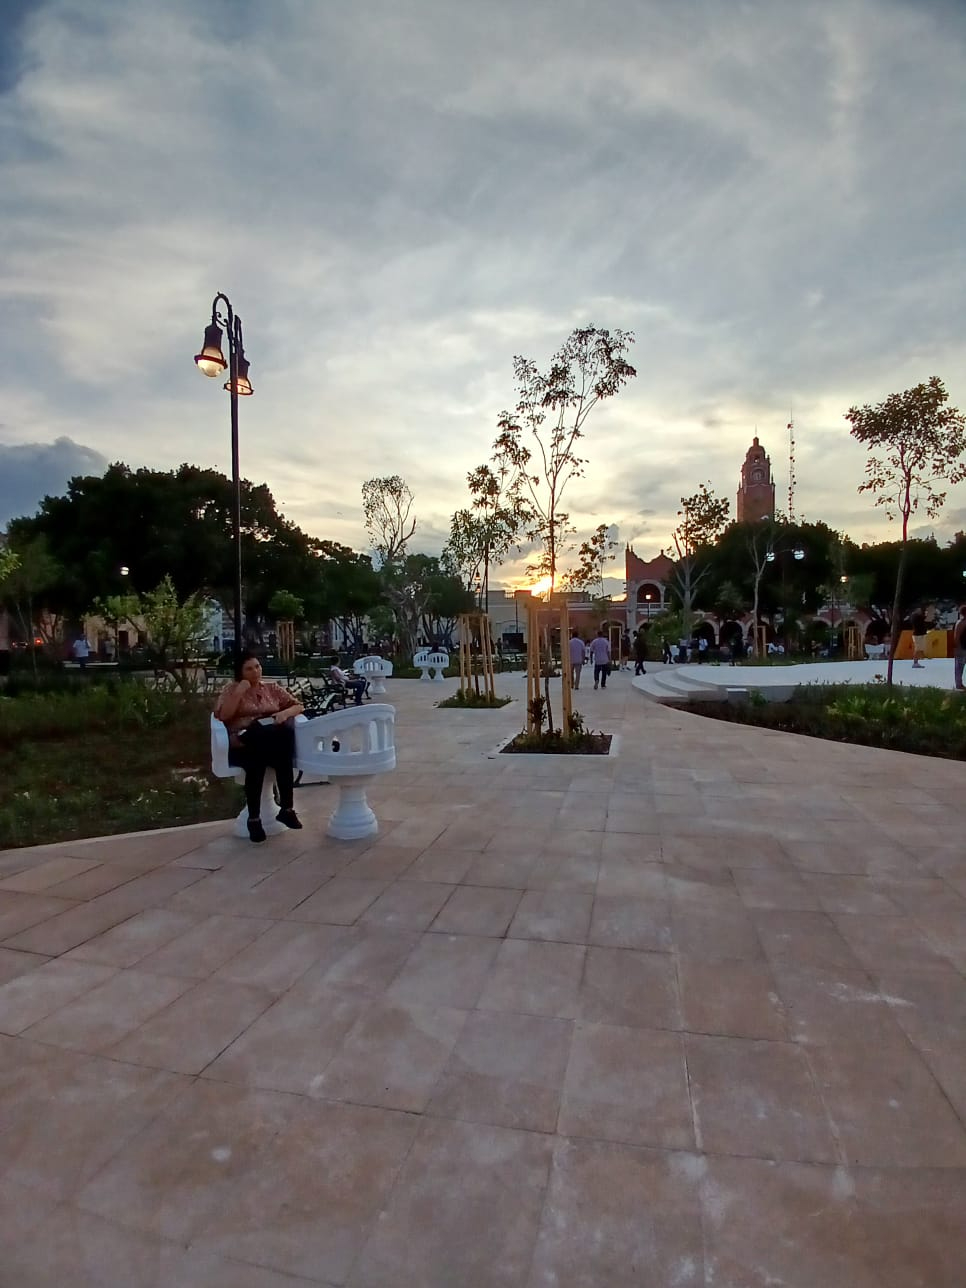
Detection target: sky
<box><xmin>2</xmin><ymin>0</ymin><xmax>965</xmax><ymax>590</ymax></box>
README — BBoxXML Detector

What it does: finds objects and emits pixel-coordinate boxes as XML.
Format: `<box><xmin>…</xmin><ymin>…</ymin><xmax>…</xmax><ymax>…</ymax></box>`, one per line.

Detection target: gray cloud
<box><xmin>0</xmin><ymin>436</ymin><xmax>108</xmax><ymax>527</ymax></box>
<box><xmin>1</xmin><ymin>0</ymin><xmax>965</xmax><ymax>578</ymax></box>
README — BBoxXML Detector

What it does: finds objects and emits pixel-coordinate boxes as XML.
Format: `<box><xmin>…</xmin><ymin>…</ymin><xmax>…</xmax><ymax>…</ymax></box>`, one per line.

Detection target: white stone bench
<box><xmin>211</xmin><ymin>705</ymin><xmax>396</xmax><ymax>841</ymax></box>
<box><xmin>354</xmin><ymin>655</ymin><xmax>392</xmax><ymax>696</ymax></box>
<box><xmin>413</xmin><ymin>648</ymin><xmax>449</xmax><ymax>681</ymax></box>
<box><xmin>864</xmin><ymin>643</ymin><xmax>887</xmax><ymax>660</ymax></box>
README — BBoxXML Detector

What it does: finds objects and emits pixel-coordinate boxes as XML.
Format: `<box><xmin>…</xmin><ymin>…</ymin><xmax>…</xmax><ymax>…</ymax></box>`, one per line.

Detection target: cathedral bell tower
<box><xmin>737</xmin><ymin>436</ymin><xmax>776</xmax><ymax>523</ymax></box>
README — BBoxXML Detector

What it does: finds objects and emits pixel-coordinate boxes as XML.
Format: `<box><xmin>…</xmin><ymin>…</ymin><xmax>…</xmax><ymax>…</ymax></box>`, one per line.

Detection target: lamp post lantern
<box><xmin>193</xmin><ymin>293</ymin><xmax>253</xmax><ymax>664</ymax></box>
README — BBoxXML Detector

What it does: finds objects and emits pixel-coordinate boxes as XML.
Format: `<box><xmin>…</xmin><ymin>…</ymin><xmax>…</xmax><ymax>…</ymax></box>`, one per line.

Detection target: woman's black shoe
<box><xmin>247</xmin><ymin>819</ymin><xmax>267</xmax><ymax>843</ymax></box>
<box><xmin>276</xmin><ymin>808</ymin><xmax>303</xmax><ymax>830</ymax></box>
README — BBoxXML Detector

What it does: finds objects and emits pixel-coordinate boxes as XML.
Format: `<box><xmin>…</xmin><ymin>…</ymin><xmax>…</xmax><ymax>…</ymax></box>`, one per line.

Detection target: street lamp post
<box><xmin>193</xmin><ymin>294</ymin><xmax>253</xmax><ymax>665</ymax></box>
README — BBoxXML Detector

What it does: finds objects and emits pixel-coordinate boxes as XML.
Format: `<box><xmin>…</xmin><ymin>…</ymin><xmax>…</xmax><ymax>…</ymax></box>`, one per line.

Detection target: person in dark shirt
<box><xmin>910</xmin><ymin>608</ymin><xmax>927</xmax><ymax>669</ymax></box>
<box><xmin>634</xmin><ymin>627</ymin><xmax>648</xmax><ymax>676</ymax></box>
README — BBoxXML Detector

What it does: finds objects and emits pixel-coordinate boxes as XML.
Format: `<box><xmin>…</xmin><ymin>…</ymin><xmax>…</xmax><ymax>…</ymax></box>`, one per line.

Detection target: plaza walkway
<box><xmin>0</xmin><ymin>673</ymin><xmax>964</xmax><ymax>1286</ymax></box>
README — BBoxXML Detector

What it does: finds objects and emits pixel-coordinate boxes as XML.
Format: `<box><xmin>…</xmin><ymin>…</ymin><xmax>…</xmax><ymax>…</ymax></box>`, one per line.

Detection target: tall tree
<box><xmin>1</xmin><ymin>536</ymin><xmax>63</xmax><ymax>674</ymax></box>
<box><xmin>494</xmin><ymin>326</ymin><xmax>635</xmax><ymax>733</ymax></box>
<box><xmin>446</xmin><ymin>462</ymin><xmax>527</xmax><ymax>609</ymax></box>
<box><xmin>8</xmin><ymin>462</ymin><xmax>328</xmax><ymax>628</ymax></box>
<box><xmin>362</xmin><ymin>476</ymin><xmax>417</xmax><ymax>569</ymax></box>
<box><xmin>564</xmin><ymin>523</ymin><xmax>619</xmax><ymax>599</ymax></box>
<box><xmin>494</xmin><ymin>326</ymin><xmax>636</xmax><ymax>593</ymax></box>
<box><xmin>846</xmin><ymin>376</ymin><xmax>966</xmax><ymax>684</ymax></box>
<box><xmin>668</xmin><ymin>483</ymin><xmax>730</xmax><ymax>635</ymax></box>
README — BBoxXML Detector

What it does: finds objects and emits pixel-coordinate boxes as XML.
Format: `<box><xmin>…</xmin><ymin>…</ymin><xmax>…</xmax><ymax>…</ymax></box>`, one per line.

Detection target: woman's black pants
<box><xmin>229</xmin><ymin>721</ymin><xmax>296</xmax><ymax>819</ymax></box>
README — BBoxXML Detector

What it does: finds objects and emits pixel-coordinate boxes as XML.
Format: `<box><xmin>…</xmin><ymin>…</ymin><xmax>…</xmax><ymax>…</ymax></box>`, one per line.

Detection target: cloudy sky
<box><xmin>2</xmin><ymin>0</ymin><xmax>965</xmax><ymax>587</ymax></box>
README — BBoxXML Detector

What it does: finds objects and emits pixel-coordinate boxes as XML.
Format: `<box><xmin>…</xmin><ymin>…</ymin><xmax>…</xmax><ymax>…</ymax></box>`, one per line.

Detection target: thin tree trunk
<box><xmin>887</xmin><ymin>541</ymin><xmax>908</xmax><ymax>688</ymax></box>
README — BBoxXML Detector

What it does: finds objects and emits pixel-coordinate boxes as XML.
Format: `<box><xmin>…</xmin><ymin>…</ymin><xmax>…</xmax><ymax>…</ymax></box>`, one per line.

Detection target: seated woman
<box><xmin>330</xmin><ymin>663</ymin><xmax>368</xmax><ymax>706</ymax></box>
<box><xmin>214</xmin><ymin>652</ymin><xmax>305</xmax><ymax>843</ymax></box>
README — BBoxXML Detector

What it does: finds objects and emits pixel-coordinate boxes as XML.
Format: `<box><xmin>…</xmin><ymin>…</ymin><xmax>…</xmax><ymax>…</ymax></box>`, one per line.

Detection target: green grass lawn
<box><xmin>0</xmin><ymin>683</ymin><xmax>240</xmax><ymax>849</ymax></box>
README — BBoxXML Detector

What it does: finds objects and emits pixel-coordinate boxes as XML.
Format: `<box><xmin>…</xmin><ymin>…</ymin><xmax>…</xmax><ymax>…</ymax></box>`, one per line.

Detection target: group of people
<box><xmin>567</xmin><ymin>626</ymin><xmax>654</xmax><ymax>690</ymax></box>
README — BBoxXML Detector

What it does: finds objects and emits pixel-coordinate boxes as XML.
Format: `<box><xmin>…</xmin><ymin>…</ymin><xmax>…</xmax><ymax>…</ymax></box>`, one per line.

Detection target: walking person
<box><xmin>910</xmin><ymin>607</ymin><xmax>927</xmax><ymax>669</ymax></box>
<box><xmin>661</xmin><ymin>636</ymin><xmax>672</xmax><ymax>665</ymax></box>
<box><xmin>634</xmin><ymin>626</ymin><xmax>648</xmax><ymax>676</ymax></box>
<box><xmin>620</xmin><ymin>629</ymin><xmax>632</xmax><ymax>671</ymax></box>
<box><xmin>589</xmin><ymin>629</ymin><xmax>612</xmax><ymax>690</ymax></box>
<box><xmin>954</xmin><ymin>604</ymin><xmax>966</xmax><ymax>691</ymax></box>
<box><xmin>72</xmin><ymin>634</ymin><xmax>91</xmax><ymax>669</ymax></box>
<box><xmin>568</xmin><ymin>630</ymin><xmax>585</xmax><ymax>691</ymax></box>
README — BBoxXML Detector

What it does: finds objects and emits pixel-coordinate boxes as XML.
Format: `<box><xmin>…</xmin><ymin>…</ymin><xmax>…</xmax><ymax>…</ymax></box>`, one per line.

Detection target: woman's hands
<box><xmin>273</xmin><ymin>703</ymin><xmax>304</xmax><ymax>724</ymax></box>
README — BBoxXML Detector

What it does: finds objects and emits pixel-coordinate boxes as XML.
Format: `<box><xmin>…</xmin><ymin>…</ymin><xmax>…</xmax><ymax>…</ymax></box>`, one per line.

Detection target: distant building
<box><xmin>737</xmin><ymin>436</ymin><xmax>776</xmax><ymax>523</ymax></box>
<box><xmin>625</xmin><ymin>546</ymin><xmax>676</xmax><ymax>629</ymax></box>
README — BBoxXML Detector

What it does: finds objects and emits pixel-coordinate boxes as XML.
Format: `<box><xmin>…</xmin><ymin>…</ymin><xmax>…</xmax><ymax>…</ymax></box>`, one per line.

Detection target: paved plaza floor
<box><xmin>1</xmin><ymin>672</ymin><xmax>964</xmax><ymax>1286</ymax></box>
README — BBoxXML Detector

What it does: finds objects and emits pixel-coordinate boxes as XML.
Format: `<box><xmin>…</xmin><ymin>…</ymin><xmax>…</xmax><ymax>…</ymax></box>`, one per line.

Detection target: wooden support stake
<box><xmin>560</xmin><ymin>598</ymin><xmax>572</xmax><ymax>733</ymax></box>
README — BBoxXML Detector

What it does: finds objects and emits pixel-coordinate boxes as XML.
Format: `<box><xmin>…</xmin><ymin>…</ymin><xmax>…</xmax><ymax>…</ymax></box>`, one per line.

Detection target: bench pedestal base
<box><xmin>328</xmin><ymin>779</ymin><xmax>378</xmax><ymax>840</ymax></box>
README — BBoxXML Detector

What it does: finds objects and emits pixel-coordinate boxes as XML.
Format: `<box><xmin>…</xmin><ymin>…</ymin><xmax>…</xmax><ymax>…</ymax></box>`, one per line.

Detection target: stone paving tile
<box><xmin>211</xmin><ymin>920</ymin><xmax>352</xmax><ymax>993</ymax></box>
<box><xmin>76</xmin><ymin>1078</ymin><xmax>295</xmax><ymax>1244</ymax></box>
<box><xmin>0</xmin><ymin>958</ymin><xmax>117</xmax><ymax>1034</ymax></box>
<box><xmin>677</xmin><ymin>957</ymin><xmax>788</xmax><ymax>1040</ymax></box>
<box><xmin>477</xmin><ymin>938</ymin><xmax>586</xmax><ymax>1018</ymax></box>
<box><xmin>559</xmin><ymin>1022</ymin><xmax>693</xmax><ymax>1151</ymax></box>
<box><xmin>0</xmin><ymin>946</ymin><xmax>49</xmax><ymax>986</ymax></box>
<box><xmin>348</xmin><ymin>1117</ymin><xmax>552</xmax><ymax>1288</ymax></box>
<box><xmin>316</xmin><ymin>926</ymin><xmax>419</xmax><ymax>994</ymax></box>
<box><xmin>387</xmin><ymin>933</ymin><xmax>500</xmax><ymax>1008</ymax></box>
<box><xmin>771</xmin><ymin>961</ymin><xmax>918</xmax><ymax>1049</ymax></box>
<box><xmin>698</xmin><ymin>1155</ymin><xmax>880</xmax><ymax>1288</ymax></box>
<box><xmin>202</xmin><ymin>984</ymin><xmax>369</xmax><ymax>1096</ymax></box>
<box><xmin>314</xmin><ymin>998</ymin><xmax>467</xmax><ymax>1112</ymax></box>
<box><xmin>732</xmin><ymin>867</ymin><xmax>823</xmax><ymax>911</ymax></box>
<box><xmin>1</xmin><ymin>868</ymin><xmax>207</xmax><ymax>956</ymax></box>
<box><xmin>287</xmin><ymin>876</ymin><xmax>389</xmax><ymax>925</ymax></box>
<box><xmin>464</xmin><ymin>848</ymin><xmax>541</xmax><ymax>888</ymax></box>
<box><xmin>0</xmin><ymin>891</ymin><xmax>79</xmax><ymax>941</ymax></box>
<box><xmin>64</xmin><ymin>908</ymin><xmax>204</xmax><ymax>968</ymax></box>
<box><xmin>509</xmin><ymin>890</ymin><xmax>594</xmax><ymax>944</ymax></box>
<box><xmin>589</xmin><ymin>895</ymin><xmax>672</xmax><ymax>951</ymax></box>
<box><xmin>527</xmin><ymin>1136</ymin><xmax>705</xmax><ymax>1288</ymax></box>
<box><xmin>3</xmin><ymin>1044</ymin><xmax>188</xmax><ymax>1200</ymax></box>
<box><xmin>341</xmin><ymin>846</ymin><xmax>424</xmax><ymax>882</ymax></box>
<box><xmin>578</xmin><ymin>946</ymin><xmax>680</xmax><ymax>1031</ymax></box>
<box><xmin>685</xmin><ymin>1033</ymin><xmax>837</xmax><ymax>1163</ymax></box>
<box><xmin>133</xmin><ymin>912</ymin><xmax>274</xmax><ymax>980</ymax></box>
<box><xmin>849</xmin><ymin>1165</ymin><xmax>966</xmax><ymax>1286</ymax></box>
<box><xmin>428</xmin><ymin>1010</ymin><xmax>572</xmax><ymax>1132</ymax></box>
<box><xmin>0</xmin><ymin>855</ymin><xmax>103</xmax><ymax>893</ymax></box>
<box><xmin>110</xmin><ymin>979</ymin><xmax>276</xmax><ymax>1075</ymax></box>
<box><xmin>430</xmin><ymin>883</ymin><xmax>522</xmax><ymax>936</ymax></box>
<box><xmin>808</xmin><ymin>1034</ymin><xmax>966</xmax><ymax>1168</ymax></box>
<box><xmin>831</xmin><ymin>912</ymin><xmax>957</xmax><ymax>975</ymax></box>
<box><xmin>803</xmin><ymin>872</ymin><xmax>906</xmax><ymax>915</ymax></box>
<box><xmin>359</xmin><ymin>880</ymin><xmax>455</xmax><ymax>931</ymax></box>
<box><xmin>196</xmin><ymin>1097</ymin><xmax>419</xmax><ymax>1283</ymax></box>
<box><xmin>404</xmin><ymin>847</ymin><xmax>478</xmax><ymax>884</ymax></box>
<box><xmin>751</xmin><ymin>908</ymin><xmax>869</xmax><ymax>972</ymax></box>
<box><xmin>23</xmin><ymin>968</ymin><xmax>194</xmax><ymax>1053</ymax></box>
<box><xmin>670</xmin><ymin>904</ymin><xmax>765</xmax><ymax>961</ymax></box>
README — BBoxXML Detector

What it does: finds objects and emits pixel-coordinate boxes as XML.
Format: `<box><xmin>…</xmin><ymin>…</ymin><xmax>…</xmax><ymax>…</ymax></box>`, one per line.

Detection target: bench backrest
<box><xmin>210</xmin><ymin>713</ymin><xmax>235</xmax><ymax>778</ymax></box>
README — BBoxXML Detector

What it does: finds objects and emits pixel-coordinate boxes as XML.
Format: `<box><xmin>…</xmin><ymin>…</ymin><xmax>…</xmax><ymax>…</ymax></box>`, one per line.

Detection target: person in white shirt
<box><xmin>588</xmin><ymin>630</ymin><xmax>611</xmax><ymax>690</ymax></box>
<box><xmin>330</xmin><ymin>664</ymin><xmax>368</xmax><ymax>705</ymax></box>
<box><xmin>72</xmin><ymin>635</ymin><xmax>91</xmax><ymax>669</ymax></box>
<box><xmin>568</xmin><ymin>631</ymin><xmax>585</xmax><ymax>690</ymax></box>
